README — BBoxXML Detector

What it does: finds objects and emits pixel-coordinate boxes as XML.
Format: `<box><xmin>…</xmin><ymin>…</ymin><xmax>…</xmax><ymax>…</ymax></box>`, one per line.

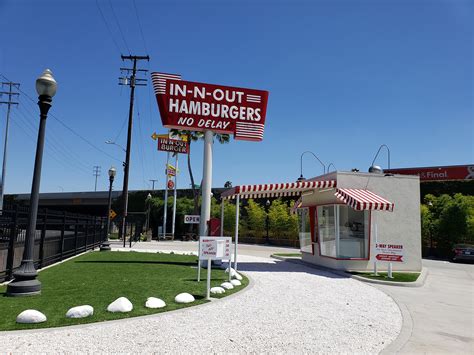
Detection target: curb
<box><xmin>348</xmin><ymin>267</ymin><xmax>428</xmax><ymax>287</ymax></box>
<box><xmin>270</xmin><ymin>255</ymin><xmax>301</xmax><ymax>262</ymax></box>
<box><xmin>378</xmin><ymin>287</ymin><xmax>414</xmax><ymax>355</ymax></box>
<box><xmin>282</xmin><ymin>257</ymin><xmax>428</xmax><ymax>288</ymax></box>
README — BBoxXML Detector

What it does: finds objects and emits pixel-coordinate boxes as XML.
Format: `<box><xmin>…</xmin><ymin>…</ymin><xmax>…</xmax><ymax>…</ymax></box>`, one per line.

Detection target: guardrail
<box><xmin>0</xmin><ymin>205</ymin><xmax>107</xmax><ymax>283</ymax></box>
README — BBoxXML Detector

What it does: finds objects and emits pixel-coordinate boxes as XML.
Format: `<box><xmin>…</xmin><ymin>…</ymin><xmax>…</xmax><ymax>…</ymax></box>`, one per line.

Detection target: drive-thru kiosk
<box><xmin>221</xmin><ymin>171</ymin><xmax>422</xmax><ymax>272</ymax></box>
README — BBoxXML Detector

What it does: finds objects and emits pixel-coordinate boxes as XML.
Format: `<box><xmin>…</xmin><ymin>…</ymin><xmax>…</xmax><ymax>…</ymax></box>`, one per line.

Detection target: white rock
<box><xmin>225</xmin><ymin>267</ymin><xmax>243</xmax><ymax>280</ymax></box>
<box><xmin>107</xmin><ymin>297</ymin><xmax>133</xmax><ymax>313</ymax></box>
<box><xmin>145</xmin><ymin>297</ymin><xmax>166</xmax><ymax>309</ymax></box>
<box><xmin>210</xmin><ymin>287</ymin><xmax>226</xmax><ymax>294</ymax></box>
<box><xmin>175</xmin><ymin>293</ymin><xmax>195</xmax><ymax>304</ymax></box>
<box><xmin>230</xmin><ymin>279</ymin><xmax>242</xmax><ymax>286</ymax></box>
<box><xmin>66</xmin><ymin>305</ymin><xmax>94</xmax><ymax>318</ymax></box>
<box><xmin>221</xmin><ymin>282</ymin><xmax>234</xmax><ymax>290</ymax></box>
<box><xmin>16</xmin><ymin>310</ymin><xmax>47</xmax><ymax>324</ymax></box>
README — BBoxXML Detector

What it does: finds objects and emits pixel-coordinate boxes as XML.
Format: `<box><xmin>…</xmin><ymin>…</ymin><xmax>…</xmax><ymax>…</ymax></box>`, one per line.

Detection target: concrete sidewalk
<box><xmin>379</xmin><ymin>259</ymin><xmax>473</xmax><ymax>354</ymax></box>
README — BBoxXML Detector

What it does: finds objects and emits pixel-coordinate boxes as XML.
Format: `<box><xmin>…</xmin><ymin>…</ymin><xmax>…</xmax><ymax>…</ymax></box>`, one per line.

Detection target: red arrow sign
<box><xmin>376</xmin><ymin>254</ymin><xmax>403</xmax><ymax>262</ymax></box>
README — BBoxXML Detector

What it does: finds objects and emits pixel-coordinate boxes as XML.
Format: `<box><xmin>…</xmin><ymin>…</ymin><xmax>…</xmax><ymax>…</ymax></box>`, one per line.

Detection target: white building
<box><xmin>221</xmin><ymin>171</ymin><xmax>421</xmax><ymax>272</ymax></box>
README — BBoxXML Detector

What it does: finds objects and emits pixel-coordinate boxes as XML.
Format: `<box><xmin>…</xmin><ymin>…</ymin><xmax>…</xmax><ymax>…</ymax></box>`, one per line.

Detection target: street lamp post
<box><xmin>7</xmin><ymin>69</ymin><xmax>57</xmax><ymax>296</ymax></box>
<box><xmin>100</xmin><ymin>166</ymin><xmax>116</xmax><ymax>251</ymax></box>
<box><xmin>298</xmin><ymin>151</ymin><xmax>326</xmax><ymax>182</ymax></box>
<box><xmin>265</xmin><ymin>199</ymin><xmax>271</xmax><ymax>245</ymax></box>
<box><xmin>145</xmin><ymin>192</ymin><xmax>152</xmax><ymax>235</ymax></box>
<box><xmin>369</xmin><ymin>144</ymin><xmax>390</xmax><ymax>173</ymax></box>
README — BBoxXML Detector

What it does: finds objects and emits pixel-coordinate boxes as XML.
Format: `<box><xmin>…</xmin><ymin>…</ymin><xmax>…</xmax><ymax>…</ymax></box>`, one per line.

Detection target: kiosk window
<box><xmin>317</xmin><ymin>205</ymin><xmax>369</xmax><ymax>259</ymax></box>
<box><xmin>297</xmin><ymin>208</ymin><xmax>312</xmax><ymax>253</ymax></box>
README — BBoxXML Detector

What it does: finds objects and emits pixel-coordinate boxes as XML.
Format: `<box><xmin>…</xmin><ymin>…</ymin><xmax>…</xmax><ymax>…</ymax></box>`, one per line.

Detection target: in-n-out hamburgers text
<box><xmin>152</xmin><ymin>72</ymin><xmax>269</xmax><ymax>141</ymax></box>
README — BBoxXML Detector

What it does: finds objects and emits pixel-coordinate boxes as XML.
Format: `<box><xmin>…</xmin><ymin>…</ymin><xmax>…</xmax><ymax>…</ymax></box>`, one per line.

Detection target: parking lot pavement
<box><xmin>379</xmin><ymin>259</ymin><xmax>474</xmax><ymax>354</ymax></box>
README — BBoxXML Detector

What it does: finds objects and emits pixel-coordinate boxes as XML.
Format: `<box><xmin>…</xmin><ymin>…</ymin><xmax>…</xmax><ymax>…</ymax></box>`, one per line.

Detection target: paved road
<box><xmin>378</xmin><ymin>259</ymin><xmax>474</xmax><ymax>354</ymax></box>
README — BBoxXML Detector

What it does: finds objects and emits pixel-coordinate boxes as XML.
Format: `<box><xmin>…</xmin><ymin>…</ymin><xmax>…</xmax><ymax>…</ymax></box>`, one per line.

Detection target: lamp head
<box><xmin>147</xmin><ymin>193</ymin><xmax>152</xmax><ymax>199</ymax></box>
<box><xmin>297</xmin><ymin>174</ymin><xmax>306</xmax><ymax>182</ymax></box>
<box><xmin>368</xmin><ymin>165</ymin><xmax>384</xmax><ymax>174</ymax></box>
<box><xmin>36</xmin><ymin>69</ymin><xmax>57</xmax><ymax>97</ymax></box>
<box><xmin>266</xmin><ymin>199</ymin><xmax>271</xmax><ymax>207</ymax></box>
<box><xmin>108</xmin><ymin>166</ymin><xmax>117</xmax><ymax>178</ymax></box>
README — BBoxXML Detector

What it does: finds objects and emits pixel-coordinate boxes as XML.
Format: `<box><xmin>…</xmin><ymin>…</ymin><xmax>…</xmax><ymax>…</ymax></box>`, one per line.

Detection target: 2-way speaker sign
<box><xmin>151</xmin><ymin>72</ymin><xmax>269</xmax><ymax>141</ymax></box>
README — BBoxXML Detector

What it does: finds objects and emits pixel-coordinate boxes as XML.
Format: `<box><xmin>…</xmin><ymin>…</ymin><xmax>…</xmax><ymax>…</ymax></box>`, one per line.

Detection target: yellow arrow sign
<box><xmin>151</xmin><ymin>132</ymin><xmax>159</xmax><ymax>141</ymax></box>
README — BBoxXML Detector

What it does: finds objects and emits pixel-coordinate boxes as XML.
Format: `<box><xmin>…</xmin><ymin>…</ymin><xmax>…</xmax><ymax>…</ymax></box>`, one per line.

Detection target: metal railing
<box><xmin>0</xmin><ymin>205</ymin><xmax>107</xmax><ymax>283</ymax></box>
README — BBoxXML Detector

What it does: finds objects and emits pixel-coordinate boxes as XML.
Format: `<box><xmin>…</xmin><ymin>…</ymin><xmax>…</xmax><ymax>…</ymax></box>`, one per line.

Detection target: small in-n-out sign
<box><xmin>184</xmin><ymin>215</ymin><xmax>200</xmax><ymax>224</ymax></box>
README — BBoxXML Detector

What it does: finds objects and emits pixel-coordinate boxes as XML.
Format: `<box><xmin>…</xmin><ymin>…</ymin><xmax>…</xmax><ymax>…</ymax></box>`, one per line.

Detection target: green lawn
<box><xmin>350</xmin><ymin>271</ymin><xmax>420</xmax><ymax>282</ymax></box>
<box><xmin>272</xmin><ymin>253</ymin><xmax>302</xmax><ymax>257</ymax></box>
<box><xmin>0</xmin><ymin>251</ymin><xmax>248</xmax><ymax>331</ymax></box>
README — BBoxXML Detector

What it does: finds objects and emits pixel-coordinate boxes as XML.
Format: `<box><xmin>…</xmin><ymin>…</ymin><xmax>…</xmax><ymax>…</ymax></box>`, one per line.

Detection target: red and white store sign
<box><xmin>375</xmin><ymin>243</ymin><xmax>404</xmax><ymax>263</ymax></box>
<box><xmin>151</xmin><ymin>72</ymin><xmax>269</xmax><ymax>141</ymax></box>
<box><xmin>385</xmin><ymin>165</ymin><xmax>474</xmax><ymax>181</ymax></box>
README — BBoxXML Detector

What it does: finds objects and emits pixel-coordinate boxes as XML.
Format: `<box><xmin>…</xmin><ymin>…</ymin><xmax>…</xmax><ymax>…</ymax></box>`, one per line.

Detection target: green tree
<box><xmin>245</xmin><ymin>199</ymin><xmax>266</xmax><ymax>238</ymax></box>
<box><xmin>268</xmin><ymin>199</ymin><xmax>294</xmax><ymax>238</ymax></box>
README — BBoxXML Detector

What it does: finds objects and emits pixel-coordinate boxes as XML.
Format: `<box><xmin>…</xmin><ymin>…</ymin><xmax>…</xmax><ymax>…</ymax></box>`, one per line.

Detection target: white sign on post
<box><xmin>184</xmin><ymin>215</ymin><xmax>200</xmax><ymax>224</ymax></box>
<box><xmin>199</xmin><ymin>237</ymin><xmax>231</xmax><ymax>260</ymax></box>
<box><xmin>375</xmin><ymin>243</ymin><xmax>404</xmax><ymax>263</ymax></box>
<box><xmin>199</xmin><ymin>236</ymin><xmax>232</xmax><ymax>300</ymax></box>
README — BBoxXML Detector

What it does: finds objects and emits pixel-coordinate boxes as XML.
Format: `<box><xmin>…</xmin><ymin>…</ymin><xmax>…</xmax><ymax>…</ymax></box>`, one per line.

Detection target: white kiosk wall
<box><xmin>300</xmin><ymin>172</ymin><xmax>421</xmax><ymax>272</ymax></box>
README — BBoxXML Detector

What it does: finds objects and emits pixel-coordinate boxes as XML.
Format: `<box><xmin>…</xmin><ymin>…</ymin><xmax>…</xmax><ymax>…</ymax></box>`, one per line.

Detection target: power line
<box><xmin>95</xmin><ymin>0</ymin><xmax>123</xmax><ymax>55</ymax></box>
<box><xmin>108</xmin><ymin>0</ymin><xmax>132</xmax><ymax>55</ymax></box>
<box><xmin>15</xmin><ymin>105</ymin><xmax>92</xmax><ymax>172</ymax></box>
<box><xmin>132</xmin><ymin>0</ymin><xmax>149</xmax><ymax>55</ymax></box>
<box><xmin>0</xmin><ymin>73</ymin><xmax>123</xmax><ymax>164</ymax></box>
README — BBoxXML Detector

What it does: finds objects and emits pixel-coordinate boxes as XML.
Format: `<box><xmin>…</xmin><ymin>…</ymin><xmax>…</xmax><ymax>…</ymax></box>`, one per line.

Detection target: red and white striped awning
<box><xmin>222</xmin><ymin>180</ymin><xmax>336</xmax><ymax>200</ymax></box>
<box><xmin>335</xmin><ymin>188</ymin><xmax>394</xmax><ymax>211</ymax></box>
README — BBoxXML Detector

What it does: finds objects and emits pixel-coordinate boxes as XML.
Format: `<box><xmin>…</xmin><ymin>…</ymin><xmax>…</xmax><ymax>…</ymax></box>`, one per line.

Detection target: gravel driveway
<box><xmin>0</xmin><ymin>255</ymin><xmax>401</xmax><ymax>353</ymax></box>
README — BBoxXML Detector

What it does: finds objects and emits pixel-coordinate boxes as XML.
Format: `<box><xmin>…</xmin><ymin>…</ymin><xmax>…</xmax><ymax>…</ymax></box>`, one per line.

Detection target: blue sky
<box><xmin>0</xmin><ymin>0</ymin><xmax>472</xmax><ymax>194</ymax></box>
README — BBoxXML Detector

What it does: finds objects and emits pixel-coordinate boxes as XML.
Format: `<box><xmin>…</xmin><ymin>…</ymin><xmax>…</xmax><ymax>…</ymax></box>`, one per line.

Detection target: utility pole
<box><xmin>0</xmin><ymin>82</ymin><xmax>19</xmax><ymax>212</ymax></box>
<box><xmin>149</xmin><ymin>179</ymin><xmax>158</xmax><ymax>190</ymax></box>
<box><xmin>118</xmin><ymin>54</ymin><xmax>149</xmax><ymax>247</ymax></box>
<box><xmin>93</xmin><ymin>165</ymin><xmax>101</xmax><ymax>191</ymax></box>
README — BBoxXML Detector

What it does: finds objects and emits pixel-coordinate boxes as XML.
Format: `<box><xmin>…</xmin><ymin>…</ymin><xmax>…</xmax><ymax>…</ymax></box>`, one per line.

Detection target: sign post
<box><xmin>375</xmin><ymin>242</ymin><xmax>404</xmax><ymax>278</ymax></box>
<box><xmin>199</xmin><ymin>236</ymin><xmax>231</xmax><ymax>297</ymax></box>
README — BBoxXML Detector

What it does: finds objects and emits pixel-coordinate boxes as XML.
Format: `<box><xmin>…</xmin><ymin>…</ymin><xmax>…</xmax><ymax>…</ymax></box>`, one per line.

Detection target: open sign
<box><xmin>184</xmin><ymin>215</ymin><xmax>200</xmax><ymax>224</ymax></box>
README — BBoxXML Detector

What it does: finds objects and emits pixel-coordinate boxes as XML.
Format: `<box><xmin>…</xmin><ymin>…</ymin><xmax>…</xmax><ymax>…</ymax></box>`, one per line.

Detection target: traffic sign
<box><xmin>167</xmin><ymin>179</ymin><xmax>174</xmax><ymax>189</ymax></box>
<box><xmin>109</xmin><ymin>209</ymin><xmax>117</xmax><ymax>219</ymax></box>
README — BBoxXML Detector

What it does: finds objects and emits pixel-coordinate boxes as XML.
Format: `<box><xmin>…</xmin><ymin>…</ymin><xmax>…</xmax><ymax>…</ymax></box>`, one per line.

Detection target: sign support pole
<box><xmin>373</xmin><ymin>213</ymin><xmax>378</xmax><ymax>276</ymax></box>
<box><xmin>233</xmin><ymin>194</ymin><xmax>240</xmax><ymax>273</ymax></box>
<box><xmin>220</xmin><ymin>200</ymin><xmax>224</xmax><ymax>237</ymax></box>
<box><xmin>199</xmin><ymin>130</ymin><xmax>213</xmax><ymax>238</ymax></box>
<box><xmin>171</xmin><ymin>153</ymin><xmax>178</xmax><ymax>239</ymax></box>
<box><xmin>388</xmin><ymin>262</ymin><xmax>393</xmax><ymax>279</ymax></box>
<box><xmin>206</xmin><ymin>257</ymin><xmax>211</xmax><ymax>300</ymax></box>
<box><xmin>162</xmin><ymin>151</ymin><xmax>170</xmax><ymax>239</ymax></box>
